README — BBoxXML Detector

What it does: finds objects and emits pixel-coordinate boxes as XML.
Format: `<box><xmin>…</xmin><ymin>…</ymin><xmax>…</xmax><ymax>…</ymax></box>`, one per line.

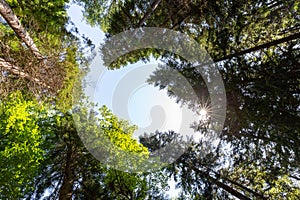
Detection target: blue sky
<box><xmin>67</xmin><ymin>4</ymin><xmax>182</xmax><ymax>197</ymax></box>
<box><xmin>67</xmin><ymin>4</ymin><xmax>190</xmax><ymax>140</ymax></box>
<box><xmin>66</xmin><ymin>4</ymin><xmax>211</xmax><ymax>197</ymax></box>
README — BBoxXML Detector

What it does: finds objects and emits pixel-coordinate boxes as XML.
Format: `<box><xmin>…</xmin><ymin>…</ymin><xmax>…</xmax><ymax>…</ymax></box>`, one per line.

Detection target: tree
<box><xmin>79</xmin><ymin>0</ymin><xmax>300</xmax><ymax>198</ymax></box>
<box><xmin>22</xmin><ymin>104</ymin><xmax>171</xmax><ymax>200</ymax></box>
<box><xmin>0</xmin><ymin>0</ymin><xmax>92</xmax><ymax>111</ymax></box>
<box><xmin>2</xmin><ymin>0</ymin><xmax>299</xmax><ymax>199</ymax></box>
<box><xmin>150</xmin><ymin>12</ymin><xmax>299</xmax><ymax>200</ymax></box>
<box><xmin>80</xmin><ymin>0</ymin><xmax>299</xmax><ymax>69</ymax></box>
<box><xmin>0</xmin><ymin>57</ymin><xmax>50</xmax><ymax>89</ymax></box>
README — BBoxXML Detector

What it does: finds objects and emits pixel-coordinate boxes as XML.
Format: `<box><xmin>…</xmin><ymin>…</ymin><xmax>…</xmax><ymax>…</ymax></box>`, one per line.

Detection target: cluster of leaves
<box><xmin>25</xmin><ymin>104</ymin><xmax>170</xmax><ymax>199</ymax></box>
<box><xmin>0</xmin><ymin>92</ymin><xmax>45</xmax><ymax>199</ymax></box>
<box><xmin>98</xmin><ymin>105</ymin><xmax>149</xmax><ymax>155</ymax></box>
<box><xmin>0</xmin><ymin>91</ymin><xmax>167</xmax><ymax>199</ymax></box>
<box><xmin>0</xmin><ymin>0</ymin><xmax>171</xmax><ymax>199</ymax></box>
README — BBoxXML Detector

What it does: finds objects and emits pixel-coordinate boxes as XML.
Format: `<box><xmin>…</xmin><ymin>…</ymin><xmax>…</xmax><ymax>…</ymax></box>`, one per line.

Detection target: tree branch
<box><xmin>185</xmin><ymin>32</ymin><xmax>300</xmax><ymax>72</ymax></box>
<box><xmin>0</xmin><ymin>57</ymin><xmax>50</xmax><ymax>89</ymax></box>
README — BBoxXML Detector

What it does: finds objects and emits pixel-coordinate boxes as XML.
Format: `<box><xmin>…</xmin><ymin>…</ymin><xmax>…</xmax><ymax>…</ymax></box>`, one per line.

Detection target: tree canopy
<box><xmin>1</xmin><ymin>0</ymin><xmax>299</xmax><ymax>199</ymax></box>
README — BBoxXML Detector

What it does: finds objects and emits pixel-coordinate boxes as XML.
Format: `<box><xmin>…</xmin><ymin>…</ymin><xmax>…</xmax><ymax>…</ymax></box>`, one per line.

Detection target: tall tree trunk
<box><xmin>59</xmin><ymin>146</ymin><xmax>75</xmax><ymax>200</ymax></box>
<box><xmin>0</xmin><ymin>57</ymin><xmax>50</xmax><ymax>89</ymax></box>
<box><xmin>210</xmin><ymin>169</ymin><xmax>266</xmax><ymax>199</ymax></box>
<box><xmin>0</xmin><ymin>0</ymin><xmax>43</xmax><ymax>59</ymax></box>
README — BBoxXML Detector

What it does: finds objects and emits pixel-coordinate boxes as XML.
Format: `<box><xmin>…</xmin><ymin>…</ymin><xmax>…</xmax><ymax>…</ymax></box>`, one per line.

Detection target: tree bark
<box><xmin>59</xmin><ymin>147</ymin><xmax>75</xmax><ymax>200</ymax></box>
<box><xmin>0</xmin><ymin>57</ymin><xmax>50</xmax><ymax>89</ymax></box>
<box><xmin>210</xmin><ymin>169</ymin><xmax>267</xmax><ymax>199</ymax></box>
<box><xmin>0</xmin><ymin>0</ymin><xmax>43</xmax><ymax>59</ymax></box>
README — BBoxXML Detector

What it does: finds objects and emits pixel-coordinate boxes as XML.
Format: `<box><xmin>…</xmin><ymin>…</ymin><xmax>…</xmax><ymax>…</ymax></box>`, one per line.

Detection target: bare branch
<box><xmin>0</xmin><ymin>57</ymin><xmax>51</xmax><ymax>89</ymax></box>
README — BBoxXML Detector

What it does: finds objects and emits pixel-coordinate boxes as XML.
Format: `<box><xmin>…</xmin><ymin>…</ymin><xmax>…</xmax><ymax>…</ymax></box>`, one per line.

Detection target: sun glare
<box><xmin>198</xmin><ymin>100</ymin><xmax>212</xmax><ymax>122</ymax></box>
<box><xmin>199</xmin><ymin>108</ymin><xmax>207</xmax><ymax>116</ymax></box>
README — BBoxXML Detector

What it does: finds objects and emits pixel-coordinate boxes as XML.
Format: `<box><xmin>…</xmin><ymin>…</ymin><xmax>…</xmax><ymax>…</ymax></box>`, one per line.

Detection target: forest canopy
<box><xmin>0</xmin><ymin>0</ymin><xmax>299</xmax><ymax>199</ymax></box>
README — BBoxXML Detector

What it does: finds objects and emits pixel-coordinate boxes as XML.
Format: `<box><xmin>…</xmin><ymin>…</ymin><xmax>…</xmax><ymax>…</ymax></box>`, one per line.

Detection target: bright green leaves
<box><xmin>98</xmin><ymin>105</ymin><xmax>149</xmax><ymax>155</ymax></box>
<box><xmin>0</xmin><ymin>92</ymin><xmax>45</xmax><ymax>199</ymax></box>
<box><xmin>73</xmin><ymin>104</ymin><xmax>150</xmax><ymax>172</ymax></box>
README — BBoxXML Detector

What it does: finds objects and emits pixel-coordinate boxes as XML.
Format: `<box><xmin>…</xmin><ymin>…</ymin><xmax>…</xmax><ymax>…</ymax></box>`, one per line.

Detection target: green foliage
<box><xmin>6</xmin><ymin>0</ymin><xmax>69</xmax><ymax>35</ymax></box>
<box><xmin>229</xmin><ymin>165</ymin><xmax>300</xmax><ymax>199</ymax></box>
<box><xmin>76</xmin><ymin>0</ymin><xmax>129</xmax><ymax>32</ymax></box>
<box><xmin>0</xmin><ymin>0</ymin><xmax>91</xmax><ymax>110</ymax></box>
<box><xmin>0</xmin><ymin>92</ymin><xmax>45</xmax><ymax>199</ymax></box>
<box><xmin>98</xmin><ymin>105</ymin><xmax>149</xmax><ymax>155</ymax></box>
<box><xmin>78</xmin><ymin>0</ymin><xmax>300</xmax><ymax>198</ymax></box>
<box><xmin>24</xmin><ymin>106</ymin><xmax>166</xmax><ymax>199</ymax></box>
<box><xmin>1</xmin><ymin>0</ymin><xmax>299</xmax><ymax>199</ymax></box>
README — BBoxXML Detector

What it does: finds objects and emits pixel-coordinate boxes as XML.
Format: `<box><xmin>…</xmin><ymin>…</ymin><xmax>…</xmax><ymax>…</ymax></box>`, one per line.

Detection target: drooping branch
<box><xmin>185</xmin><ymin>32</ymin><xmax>300</xmax><ymax>72</ymax></box>
<box><xmin>0</xmin><ymin>0</ymin><xmax>43</xmax><ymax>59</ymax></box>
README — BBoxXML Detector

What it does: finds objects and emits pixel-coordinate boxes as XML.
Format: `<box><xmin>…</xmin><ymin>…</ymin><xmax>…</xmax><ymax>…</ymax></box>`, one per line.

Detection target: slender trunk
<box><xmin>290</xmin><ymin>175</ymin><xmax>300</xmax><ymax>181</ymax></box>
<box><xmin>0</xmin><ymin>57</ymin><xmax>50</xmax><ymax>89</ymax></box>
<box><xmin>214</xmin><ymin>32</ymin><xmax>300</xmax><ymax>63</ymax></box>
<box><xmin>223</xmin><ymin>178</ymin><xmax>266</xmax><ymax>199</ymax></box>
<box><xmin>136</xmin><ymin>0</ymin><xmax>162</xmax><ymax>28</ymax></box>
<box><xmin>133</xmin><ymin>0</ymin><xmax>162</xmax><ymax>34</ymax></box>
<box><xmin>59</xmin><ymin>147</ymin><xmax>74</xmax><ymax>200</ymax></box>
<box><xmin>0</xmin><ymin>0</ymin><xmax>43</xmax><ymax>59</ymax></box>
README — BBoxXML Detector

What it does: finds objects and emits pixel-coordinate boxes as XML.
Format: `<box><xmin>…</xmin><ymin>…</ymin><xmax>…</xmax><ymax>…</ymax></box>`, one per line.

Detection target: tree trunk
<box><xmin>214</xmin><ymin>179</ymin><xmax>251</xmax><ymax>200</ymax></box>
<box><xmin>0</xmin><ymin>0</ymin><xmax>43</xmax><ymax>59</ymax></box>
<box><xmin>210</xmin><ymin>169</ymin><xmax>266</xmax><ymax>199</ymax></box>
<box><xmin>214</xmin><ymin>32</ymin><xmax>300</xmax><ymax>63</ymax></box>
<box><xmin>136</xmin><ymin>0</ymin><xmax>162</xmax><ymax>27</ymax></box>
<box><xmin>132</xmin><ymin>0</ymin><xmax>162</xmax><ymax>34</ymax></box>
<box><xmin>190</xmin><ymin>165</ymin><xmax>254</xmax><ymax>200</ymax></box>
<box><xmin>59</xmin><ymin>147</ymin><xmax>75</xmax><ymax>200</ymax></box>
